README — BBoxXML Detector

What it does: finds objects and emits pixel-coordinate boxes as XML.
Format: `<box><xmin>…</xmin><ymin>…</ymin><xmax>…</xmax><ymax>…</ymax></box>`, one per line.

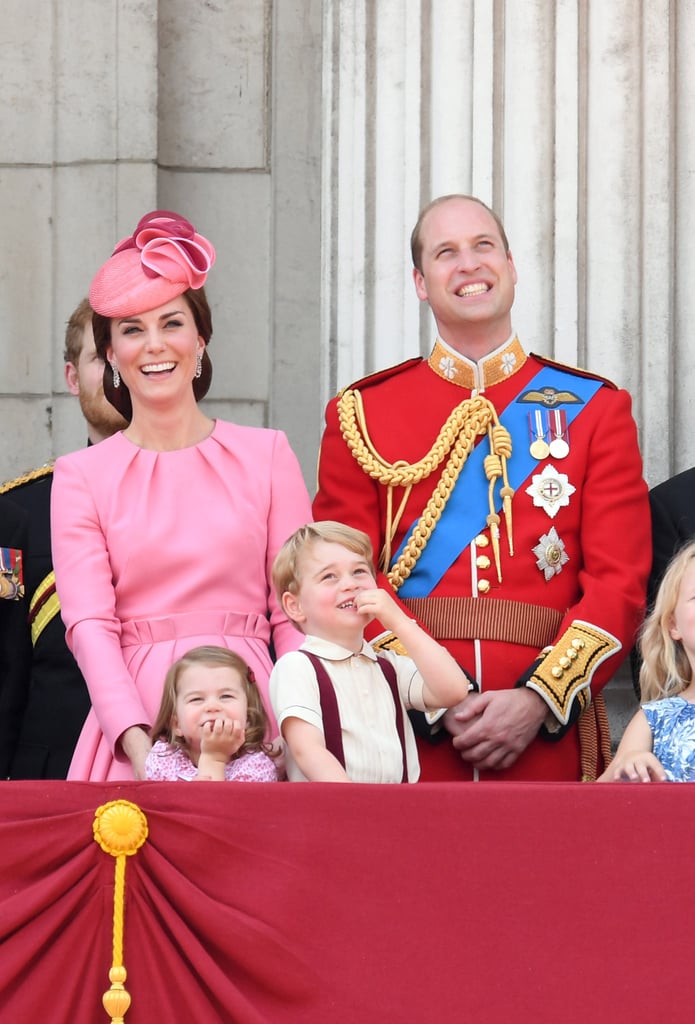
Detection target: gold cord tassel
<box><xmin>483</xmin><ymin>448</ymin><xmax>503</xmax><ymax>581</ymax></box>
<box><xmin>491</xmin><ymin>424</ymin><xmax>514</xmax><ymax>555</ymax></box>
<box><xmin>578</xmin><ymin>692</ymin><xmax>612</xmax><ymax>782</ymax></box>
<box><xmin>93</xmin><ymin>800</ymin><xmax>149</xmax><ymax>1023</ymax></box>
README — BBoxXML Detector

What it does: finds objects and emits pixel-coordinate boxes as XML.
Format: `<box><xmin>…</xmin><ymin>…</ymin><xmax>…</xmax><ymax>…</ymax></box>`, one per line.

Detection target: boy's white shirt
<box><xmin>268</xmin><ymin>635</ymin><xmax>425</xmax><ymax>783</ymax></box>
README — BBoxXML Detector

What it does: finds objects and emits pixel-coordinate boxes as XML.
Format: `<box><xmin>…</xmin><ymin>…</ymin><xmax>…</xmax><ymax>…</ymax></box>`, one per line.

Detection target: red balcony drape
<box><xmin>1</xmin><ymin>780</ymin><xmax>693</xmax><ymax>1022</ymax></box>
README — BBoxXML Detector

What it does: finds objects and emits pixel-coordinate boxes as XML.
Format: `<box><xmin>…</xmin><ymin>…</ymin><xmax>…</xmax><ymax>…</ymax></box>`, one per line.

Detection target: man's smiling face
<box><xmin>412</xmin><ymin>197</ymin><xmax>517</xmax><ymax>355</ymax></box>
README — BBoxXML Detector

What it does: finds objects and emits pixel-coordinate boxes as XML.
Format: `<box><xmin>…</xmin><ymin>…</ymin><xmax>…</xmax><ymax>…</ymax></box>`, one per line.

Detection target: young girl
<box><xmin>599</xmin><ymin>540</ymin><xmax>695</xmax><ymax>782</ymax></box>
<box><xmin>146</xmin><ymin>646</ymin><xmax>279</xmax><ymax>782</ymax></box>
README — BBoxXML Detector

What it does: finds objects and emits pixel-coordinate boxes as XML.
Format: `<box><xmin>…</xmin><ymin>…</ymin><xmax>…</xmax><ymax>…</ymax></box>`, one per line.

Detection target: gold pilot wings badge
<box><xmin>518</xmin><ymin>386</ymin><xmax>583</xmax><ymax>407</ymax></box>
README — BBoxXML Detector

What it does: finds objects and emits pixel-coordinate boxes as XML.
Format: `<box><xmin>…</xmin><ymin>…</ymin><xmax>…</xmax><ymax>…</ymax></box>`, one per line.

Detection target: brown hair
<box><xmin>410</xmin><ymin>194</ymin><xmax>511</xmax><ymax>272</ymax></box>
<box><xmin>150</xmin><ymin>645</ymin><xmax>275</xmax><ymax>758</ymax></box>
<box><xmin>63</xmin><ymin>297</ymin><xmax>94</xmax><ymax>366</ymax></box>
<box><xmin>272</xmin><ymin>521</ymin><xmax>375</xmax><ymax>601</ymax></box>
<box><xmin>92</xmin><ymin>286</ymin><xmax>214</xmax><ymax>422</ymax></box>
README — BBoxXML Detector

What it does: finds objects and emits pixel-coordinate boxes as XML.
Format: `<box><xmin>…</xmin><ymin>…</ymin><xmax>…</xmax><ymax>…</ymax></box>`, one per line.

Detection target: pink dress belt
<box><xmin>119</xmin><ymin>610</ymin><xmax>271</xmax><ymax>646</ymax></box>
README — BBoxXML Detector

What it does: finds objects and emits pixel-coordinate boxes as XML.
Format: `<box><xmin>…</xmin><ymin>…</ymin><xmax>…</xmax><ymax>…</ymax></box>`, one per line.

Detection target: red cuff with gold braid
<box><xmin>523</xmin><ymin>620</ymin><xmax>621</xmax><ymax>726</ymax></box>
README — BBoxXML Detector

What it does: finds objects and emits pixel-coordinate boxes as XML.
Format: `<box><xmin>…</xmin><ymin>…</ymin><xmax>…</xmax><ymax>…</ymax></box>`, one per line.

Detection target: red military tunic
<box><xmin>313</xmin><ymin>336</ymin><xmax>651</xmax><ymax>781</ymax></box>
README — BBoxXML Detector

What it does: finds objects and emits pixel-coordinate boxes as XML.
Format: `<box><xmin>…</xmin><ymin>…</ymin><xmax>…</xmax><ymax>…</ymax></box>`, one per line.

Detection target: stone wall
<box><xmin>3</xmin><ymin>0</ymin><xmax>683</xmax><ymax>744</ymax></box>
<box><xmin>0</xmin><ymin>0</ymin><xmax>322</xmax><ymax>484</ymax></box>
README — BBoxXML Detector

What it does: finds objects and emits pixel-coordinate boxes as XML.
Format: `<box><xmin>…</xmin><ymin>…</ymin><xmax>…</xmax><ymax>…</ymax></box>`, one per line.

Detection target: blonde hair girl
<box><xmin>599</xmin><ymin>541</ymin><xmax>695</xmax><ymax>782</ymax></box>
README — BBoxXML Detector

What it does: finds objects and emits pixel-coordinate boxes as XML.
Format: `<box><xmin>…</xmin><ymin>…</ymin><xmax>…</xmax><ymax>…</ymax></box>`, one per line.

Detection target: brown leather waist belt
<box><xmin>400</xmin><ymin>596</ymin><xmax>564</xmax><ymax>649</ymax></box>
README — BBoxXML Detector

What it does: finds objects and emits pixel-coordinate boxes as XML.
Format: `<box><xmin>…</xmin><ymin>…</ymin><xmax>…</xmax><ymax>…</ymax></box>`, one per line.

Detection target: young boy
<box><xmin>269</xmin><ymin>521</ymin><xmax>469</xmax><ymax>782</ymax></box>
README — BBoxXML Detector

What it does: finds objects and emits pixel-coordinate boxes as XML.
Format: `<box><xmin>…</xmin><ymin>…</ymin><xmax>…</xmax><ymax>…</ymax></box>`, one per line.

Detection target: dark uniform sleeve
<box><xmin>0</xmin><ymin>496</ymin><xmax>32</xmax><ymax>777</ymax></box>
<box><xmin>630</xmin><ymin>470</ymin><xmax>695</xmax><ymax>696</ymax></box>
<box><xmin>648</xmin><ymin>473</ymin><xmax>695</xmax><ymax>607</ymax></box>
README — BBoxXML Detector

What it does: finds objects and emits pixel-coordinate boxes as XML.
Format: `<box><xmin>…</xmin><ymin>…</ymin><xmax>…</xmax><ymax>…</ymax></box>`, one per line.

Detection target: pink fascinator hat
<box><xmin>89</xmin><ymin>210</ymin><xmax>216</xmax><ymax>318</ymax></box>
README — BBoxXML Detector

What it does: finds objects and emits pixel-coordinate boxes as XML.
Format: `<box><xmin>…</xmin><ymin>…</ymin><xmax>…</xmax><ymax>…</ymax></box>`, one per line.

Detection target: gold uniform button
<box><xmin>477</xmin><ymin>579</ymin><xmax>491</xmax><ymax>594</ymax></box>
<box><xmin>551</xmin><ymin>666</ymin><xmax>564</xmax><ymax>679</ymax></box>
<box><xmin>475</xmin><ymin>534</ymin><xmax>489</xmax><ymax>548</ymax></box>
<box><xmin>476</xmin><ymin>555</ymin><xmax>491</xmax><ymax>570</ymax></box>
<box><xmin>559</xmin><ymin>656</ymin><xmax>571</xmax><ymax>669</ymax></box>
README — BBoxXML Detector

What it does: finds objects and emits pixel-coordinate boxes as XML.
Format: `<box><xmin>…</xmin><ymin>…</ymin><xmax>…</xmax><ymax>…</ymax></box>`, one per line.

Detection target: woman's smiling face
<box><xmin>107</xmin><ymin>296</ymin><xmax>204</xmax><ymax>412</ymax></box>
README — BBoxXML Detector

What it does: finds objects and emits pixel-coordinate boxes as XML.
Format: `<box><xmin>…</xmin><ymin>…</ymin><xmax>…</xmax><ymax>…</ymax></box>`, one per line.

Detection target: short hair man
<box><xmin>0</xmin><ymin>299</ymin><xmax>126</xmax><ymax>778</ymax></box>
<box><xmin>313</xmin><ymin>194</ymin><xmax>651</xmax><ymax>781</ymax></box>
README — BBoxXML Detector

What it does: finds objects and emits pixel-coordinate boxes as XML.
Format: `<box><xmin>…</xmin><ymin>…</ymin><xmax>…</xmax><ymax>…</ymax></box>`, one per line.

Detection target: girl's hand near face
<box><xmin>195</xmin><ymin>719</ymin><xmax>245</xmax><ymax>780</ymax></box>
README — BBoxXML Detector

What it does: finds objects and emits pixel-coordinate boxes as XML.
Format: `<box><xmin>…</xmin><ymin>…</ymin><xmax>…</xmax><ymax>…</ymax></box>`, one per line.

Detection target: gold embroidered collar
<box><xmin>428</xmin><ymin>335</ymin><xmax>527</xmax><ymax>391</ymax></box>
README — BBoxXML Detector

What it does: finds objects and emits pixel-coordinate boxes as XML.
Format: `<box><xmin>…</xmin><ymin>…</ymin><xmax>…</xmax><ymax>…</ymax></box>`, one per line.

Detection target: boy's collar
<box><xmin>301</xmin><ymin>635</ymin><xmax>376</xmax><ymax>661</ymax></box>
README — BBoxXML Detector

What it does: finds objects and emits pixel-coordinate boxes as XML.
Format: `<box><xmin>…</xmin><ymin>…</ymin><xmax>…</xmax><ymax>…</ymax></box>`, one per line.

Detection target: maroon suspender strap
<box><xmin>301</xmin><ymin>651</ymin><xmax>346</xmax><ymax>769</ymax></box>
<box><xmin>375</xmin><ymin>656</ymin><xmax>408</xmax><ymax>783</ymax></box>
<box><xmin>299</xmin><ymin>650</ymin><xmax>408</xmax><ymax>783</ymax></box>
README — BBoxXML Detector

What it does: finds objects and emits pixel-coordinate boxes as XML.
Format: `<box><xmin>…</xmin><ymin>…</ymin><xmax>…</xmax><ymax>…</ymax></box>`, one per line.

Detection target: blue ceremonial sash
<box><xmin>393</xmin><ymin>366</ymin><xmax>603</xmax><ymax>597</ymax></box>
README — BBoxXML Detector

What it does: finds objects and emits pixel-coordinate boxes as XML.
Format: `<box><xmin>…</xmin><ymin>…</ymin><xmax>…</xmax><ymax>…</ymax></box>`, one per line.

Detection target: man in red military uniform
<box><xmin>313</xmin><ymin>194</ymin><xmax>651</xmax><ymax>781</ymax></box>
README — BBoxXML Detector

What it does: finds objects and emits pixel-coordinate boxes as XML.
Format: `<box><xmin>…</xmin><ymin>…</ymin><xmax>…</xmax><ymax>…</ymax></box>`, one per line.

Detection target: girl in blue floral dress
<box><xmin>599</xmin><ymin>540</ymin><xmax>695</xmax><ymax>782</ymax></box>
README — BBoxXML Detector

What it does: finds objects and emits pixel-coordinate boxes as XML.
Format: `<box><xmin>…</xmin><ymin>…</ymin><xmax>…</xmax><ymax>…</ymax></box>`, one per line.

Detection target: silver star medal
<box><xmin>533</xmin><ymin>526</ymin><xmax>569</xmax><ymax>580</ymax></box>
<box><xmin>525</xmin><ymin>464</ymin><xmax>576</xmax><ymax>520</ymax></box>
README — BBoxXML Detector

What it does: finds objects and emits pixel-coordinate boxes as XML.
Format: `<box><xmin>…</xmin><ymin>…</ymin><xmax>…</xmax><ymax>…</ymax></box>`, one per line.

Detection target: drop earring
<box><xmin>110</xmin><ymin>362</ymin><xmax>120</xmax><ymax>388</ymax></box>
<box><xmin>195</xmin><ymin>351</ymin><xmax>203</xmax><ymax>379</ymax></box>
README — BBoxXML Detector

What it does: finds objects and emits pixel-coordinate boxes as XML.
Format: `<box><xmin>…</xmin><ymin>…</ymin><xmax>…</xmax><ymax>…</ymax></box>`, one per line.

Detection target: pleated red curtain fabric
<box><xmin>1</xmin><ymin>780</ymin><xmax>695</xmax><ymax>1022</ymax></box>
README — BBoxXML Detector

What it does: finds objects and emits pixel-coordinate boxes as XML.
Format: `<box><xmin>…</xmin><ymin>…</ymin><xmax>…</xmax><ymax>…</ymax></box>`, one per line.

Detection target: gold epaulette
<box><xmin>336</xmin><ymin>357</ymin><xmax>424</xmax><ymax>399</ymax></box>
<box><xmin>0</xmin><ymin>462</ymin><xmax>54</xmax><ymax>495</ymax></box>
<box><xmin>526</xmin><ymin>620</ymin><xmax>621</xmax><ymax>725</ymax></box>
<box><xmin>530</xmin><ymin>353</ymin><xmax>617</xmax><ymax>391</ymax></box>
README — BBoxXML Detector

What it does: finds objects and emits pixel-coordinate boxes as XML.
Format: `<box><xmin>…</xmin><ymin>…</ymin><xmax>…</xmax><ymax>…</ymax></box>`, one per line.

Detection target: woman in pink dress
<box><xmin>51</xmin><ymin>210</ymin><xmax>313</xmax><ymax>780</ymax></box>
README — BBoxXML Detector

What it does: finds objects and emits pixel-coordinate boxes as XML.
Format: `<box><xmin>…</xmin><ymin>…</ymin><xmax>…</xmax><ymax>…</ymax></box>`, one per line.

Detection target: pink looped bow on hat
<box><xmin>89</xmin><ymin>209</ymin><xmax>216</xmax><ymax>317</ymax></box>
<box><xmin>113</xmin><ymin>210</ymin><xmax>215</xmax><ymax>288</ymax></box>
